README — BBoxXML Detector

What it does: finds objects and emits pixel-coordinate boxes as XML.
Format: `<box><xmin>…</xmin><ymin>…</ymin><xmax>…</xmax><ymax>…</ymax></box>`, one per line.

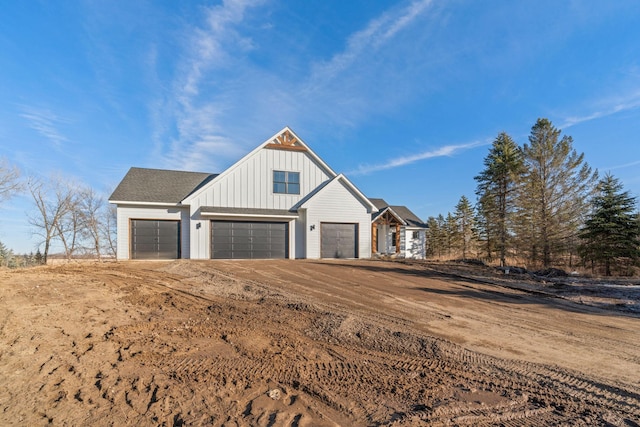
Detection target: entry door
<box><xmin>211</xmin><ymin>221</ymin><xmax>288</xmax><ymax>259</ymax></box>
<box><xmin>130</xmin><ymin>219</ymin><xmax>180</xmax><ymax>259</ymax></box>
<box><xmin>321</xmin><ymin>223</ymin><xmax>357</xmax><ymax>258</ymax></box>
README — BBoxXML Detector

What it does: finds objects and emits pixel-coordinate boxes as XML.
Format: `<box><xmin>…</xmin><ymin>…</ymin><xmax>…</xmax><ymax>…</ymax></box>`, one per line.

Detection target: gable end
<box><xmin>265</xmin><ymin>129</ymin><xmax>308</xmax><ymax>152</ymax></box>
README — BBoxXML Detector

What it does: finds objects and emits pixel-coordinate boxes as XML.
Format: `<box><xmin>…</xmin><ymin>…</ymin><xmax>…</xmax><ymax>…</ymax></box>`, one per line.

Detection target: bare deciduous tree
<box><xmin>0</xmin><ymin>157</ymin><xmax>22</xmax><ymax>202</ymax></box>
<box><xmin>79</xmin><ymin>187</ymin><xmax>105</xmax><ymax>259</ymax></box>
<box><xmin>101</xmin><ymin>203</ymin><xmax>117</xmax><ymax>258</ymax></box>
<box><xmin>28</xmin><ymin>176</ymin><xmax>75</xmax><ymax>263</ymax></box>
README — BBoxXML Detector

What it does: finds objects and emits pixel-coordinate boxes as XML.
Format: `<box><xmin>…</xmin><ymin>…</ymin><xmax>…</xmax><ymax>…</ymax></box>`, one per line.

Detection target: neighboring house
<box><xmin>109</xmin><ymin>127</ymin><xmax>377</xmax><ymax>260</ymax></box>
<box><xmin>370</xmin><ymin>198</ymin><xmax>428</xmax><ymax>259</ymax></box>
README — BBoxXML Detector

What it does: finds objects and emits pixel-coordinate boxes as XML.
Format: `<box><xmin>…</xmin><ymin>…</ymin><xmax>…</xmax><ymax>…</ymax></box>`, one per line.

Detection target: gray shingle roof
<box><xmin>369</xmin><ymin>198</ymin><xmax>427</xmax><ymax>228</ymax></box>
<box><xmin>109</xmin><ymin>167</ymin><xmax>216</xmax><ymax>204</ymax></box>
<box><xmin>369</xmin><ymin>198</ymin><xmax>389</xmax><ymax>210</ymax></box>
<box><xmin>388</xmin><ymin>205</ymin><xmax>427</xmax><ymax>228</ymax></box>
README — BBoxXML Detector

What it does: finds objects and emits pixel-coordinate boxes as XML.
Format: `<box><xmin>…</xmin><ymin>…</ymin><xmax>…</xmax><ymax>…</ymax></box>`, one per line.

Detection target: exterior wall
<box><xmin>186</xmin><ymin>147</ymin><xmax>334</xmax><ymax>259</ymax></box>
<box><xmin>404</xmin><ymin>228</ymin><xmax>426</xmax><ymax>259</ymax></box>
<box><xmin>115</xmin><ymin>205</ymin><xmax>190</xmax><ymax>260</ymax></box>
<box><xmin>189</xmin><ymin>214</ymin><xmax>210</xmax><ymax>259</ymax></box>
<box><xmin>188</xmin><ymin>148</ymin><xmax>333</xmax><ymax>211</ymax></box>
<box><xmin>295</xmin><ymin>209</ymin><xmax>307</xmax><ymax>259</ymax></box>
<box><xmin>303</xmin><ymin>179</ymin><xmax>372</xmax><ymax>259</ymax></box>
<box><xmin>375</xmin><ymin>226</ymin><xmax>425</xmax><ymax>259</ymax></box>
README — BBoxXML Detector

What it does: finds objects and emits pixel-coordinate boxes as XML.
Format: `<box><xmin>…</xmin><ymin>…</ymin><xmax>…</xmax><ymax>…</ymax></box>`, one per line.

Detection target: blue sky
<box><xmin>1</xmin><ymin>0</ymin><xmax>640</xmax><ymax>253</ymax></box>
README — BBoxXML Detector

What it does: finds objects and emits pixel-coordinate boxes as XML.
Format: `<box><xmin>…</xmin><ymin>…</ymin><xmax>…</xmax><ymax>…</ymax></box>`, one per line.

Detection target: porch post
<box><xmin>395</xmin><ymin>224</ymin><xmax>401</xmax><ymax>253</ymax></box>
<box><xmin>371</xmin><ymin>223</ymin><xmax>377</xmax><ymax>254</ymax></box>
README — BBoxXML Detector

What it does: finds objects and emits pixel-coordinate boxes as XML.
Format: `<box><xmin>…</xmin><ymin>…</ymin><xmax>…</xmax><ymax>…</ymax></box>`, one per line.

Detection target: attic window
<box><xmin>273</xmin><ymin>171</ymin><xmax>300</xmax><ymax>194</ymax></box>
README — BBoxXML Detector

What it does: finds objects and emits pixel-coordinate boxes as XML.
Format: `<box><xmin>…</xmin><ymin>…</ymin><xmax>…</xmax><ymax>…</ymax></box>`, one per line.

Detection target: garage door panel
<box><xmin>321</xmin><ymin>223</ymin><xmax>357</xmax><ymax>258</ymax></box>
<box><xmin>131</xmin><ymin>220</ymin><xmax>180</xmax><ymax>259</ymax></box>
<box><xmin>211</xmin><ymin>221</ymin><xmax>288</xmax><ymax>259</ymax></box>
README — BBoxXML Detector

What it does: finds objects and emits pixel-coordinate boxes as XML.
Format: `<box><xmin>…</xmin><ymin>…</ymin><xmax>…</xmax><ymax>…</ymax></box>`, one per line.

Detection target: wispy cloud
<box><xmin>19</xmin><ymin>106</ymin><xmax>70</xmax><ymax>149</ymax></box>
<box><xmin>308</xmin><ymin>0</ymin><xmax>433</xmax><ymax>85</ymax></box>
<box><xmin>560</xmin><ymin>90</ymin><xmax>640</xmax><ymax>129</ymax></box>
<box><xmin>151</xmin><ymin>0</ymin><xmax>436</xmax><ymax>170</ymax></box>
<box><xmin>349</xmin><ymin>139</ymin><xmax>489</xmax><ymax>176</ymax></box>
<box><xmin>152</xmin><ymin>0</ymin><xmax>264</xmax><ymax>171</ymax></box>
<box><xmin>604</xmin><ymin>159</ymin><xmax>640</xmax><ymax>171</ymax></box>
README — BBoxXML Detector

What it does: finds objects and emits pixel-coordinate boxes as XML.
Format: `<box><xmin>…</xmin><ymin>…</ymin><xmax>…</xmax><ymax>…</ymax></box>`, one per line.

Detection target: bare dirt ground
<box><xmin>0</xmin><ymin>259</ymin><xmax>639</xmax><ymax>426</ymax></box>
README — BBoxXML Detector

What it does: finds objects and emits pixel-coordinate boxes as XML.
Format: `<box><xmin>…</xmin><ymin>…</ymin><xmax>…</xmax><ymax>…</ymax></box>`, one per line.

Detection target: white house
<box><xmin>109</xmin><ymin>127</ymin><xmax>378</xmax><ymax>260</ymax></box>
<box><xmin>370</xmin><ymin>198</ymin><xmax>427</xmax><ymax>259</ymax></box>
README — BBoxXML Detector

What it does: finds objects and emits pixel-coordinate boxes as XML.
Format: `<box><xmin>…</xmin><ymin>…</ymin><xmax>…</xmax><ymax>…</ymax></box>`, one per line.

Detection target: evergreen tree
<box><xmin>475</xmin><ymin>132</ymin><xmax>524</xmax><ymax>266</ymax></box>
<box><xmin>445</xmin><ymin>212</ymin><xmax>458</xmax><ymax>258</ymax></box>
<box><xmin>454</xmin><ymin>196</ymin><xmax>476</xmax><ymax>259</ymax></box>
<box><xmin>519</xmin><ymin>118</ymin><xmax>597</xmax><ymax>267</ymax></box>
<box><xmin>578</xmin><ymin>174</ymin><xmax>640</xmax><ymax>276</ymax></box>
<box><xmin>425</xmin><ymin>216</ymin><xmax>440</xmax><ymax>258</ymax></box>
<box><xmin>0</xmin><ymin>241</ymin><xmax>11</xmax><ymax>267</ymax></box>
<box><xmin>474</xmin><ymin>196</ymin><xmax>494</xmax><ymax>262</ymax></box>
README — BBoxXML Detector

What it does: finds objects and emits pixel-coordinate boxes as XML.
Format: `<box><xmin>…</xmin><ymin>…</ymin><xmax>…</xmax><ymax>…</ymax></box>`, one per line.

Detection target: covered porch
<box><xmin>371</xmin><ymin>207</ymin><xmax>405</xmax><ymax>256</ymax></box>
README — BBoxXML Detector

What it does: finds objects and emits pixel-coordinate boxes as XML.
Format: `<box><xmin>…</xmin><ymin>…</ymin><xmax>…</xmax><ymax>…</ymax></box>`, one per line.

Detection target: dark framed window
<box><xmin>273</xmin><ymin>170</ymin><xmax>300</xmax><ymax>194</ymax></box>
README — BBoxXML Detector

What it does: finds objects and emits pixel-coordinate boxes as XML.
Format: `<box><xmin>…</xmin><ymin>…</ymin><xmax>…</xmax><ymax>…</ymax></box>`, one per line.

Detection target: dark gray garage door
<box><xmin>321</xmin><ymin>223</ymin><xmax>357</xmax><ymax>258</ymax></box>
<box><xmin>211</xmin><ymin>221</ymin><xmax>288</xmax><ymax>259</ymax></box>
<box><xmin>131</xmin><ymin>219</ymin><xmax>180</xmax><ymax>259</ymax></box>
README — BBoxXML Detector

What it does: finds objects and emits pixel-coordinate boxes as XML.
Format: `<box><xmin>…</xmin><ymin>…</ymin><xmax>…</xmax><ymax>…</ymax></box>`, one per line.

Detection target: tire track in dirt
<box><xmin>2</xmin><ymin>261</ymin><xmax>639</xmax><ymax>426</ymax></box>
<box><xmin>148</xmin><ymin>261</ymin><xmax>640</xmax><ymax>425</ymax></box>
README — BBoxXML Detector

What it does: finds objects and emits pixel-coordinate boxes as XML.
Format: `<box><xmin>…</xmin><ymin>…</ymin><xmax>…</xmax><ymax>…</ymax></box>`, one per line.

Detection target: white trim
<box><xmin>201</xmin><ymin>212</ymin><xmax>298</xmax><ymax>219</ymax></box>
<box><xmin>181</xmin><ymin>127</ymin><xmax>337</xmax><ymax>204</ymax></box>
<box><xmin>373</xmin><ymin>206</ymin><xmax>407</xmax><ymax>225</ymax></box>
<box><xmin>110</xmin><ymin>200</ymin><xmax>183</xmax><ymax>207</ymax></box>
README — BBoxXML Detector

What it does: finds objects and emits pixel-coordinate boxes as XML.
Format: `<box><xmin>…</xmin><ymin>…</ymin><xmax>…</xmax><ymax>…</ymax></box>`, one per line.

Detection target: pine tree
<box><xmin>0</xmin><ymin>241</ymin><xmax>10</xmax><ymax>267</ymax></box>
<box><xmin>519</xmin><ymin>118</ymin><xmax>597</xmax><ymax>267</ymax></box>
<box><xmin>445</xmin><ymin>212</ymin><xmax>458</xmax><ymax>259</ymax></box>
<box><xmin>475</xmin><ymin>132</ymin><xmax>524</xmax><ymax>266</ymax></box>
<box><xmin>454</xmin><ymin>196</ymin><xmax>476</xmax><ymax>259</ymax></box>
<box><xmin>578</xmin><ymin>174</ymin><xmax>640</xmax><ymax>276</ymax></box>
<box><xmin>425</xmin><ymin>216</ymin><xmax>440</xmax><ymax>258</ymax></box>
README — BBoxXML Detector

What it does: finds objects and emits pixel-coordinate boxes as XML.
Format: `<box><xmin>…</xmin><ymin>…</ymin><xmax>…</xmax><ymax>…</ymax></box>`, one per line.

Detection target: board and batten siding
<box><xmin>189</xmin><ymin>148</ymin><xmax>333</xmax><ymax>211</ymax></box>
<box><xmin>303</xmin><ymin>178</ymin><xmax>372</xmax><ymax>259</ymax></box>
<box><xmin>186</xmin><ymin>147</ymin><xmax>333</xmax><ymax>259</ymax></box>
<box><xmin>115</xmin><ymin>205</ymin><xmax>190</xmax><ymax>260</ymax></box>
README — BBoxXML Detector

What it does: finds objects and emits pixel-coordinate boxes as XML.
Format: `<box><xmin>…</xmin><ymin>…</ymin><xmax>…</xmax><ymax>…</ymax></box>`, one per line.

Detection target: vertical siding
<box><xmin>115</xmin><ymin>205</ymin><xmax>189</xmax><ymax>260</ymax></box>
<box><xmin>304</xmin><ymin>179</ymin><xmax>371</xmax><ymax>259</ymax></box>
<box><xmin>190</xmin><ymin>148</ymin><xmax>333</xmax><ymax>212</ymax></box>
<box><xmin>189</xmin><ymin>215</ymin><xmax>210</xmax><ymax>260</ymax></box>
<box><xmin>186</xmin><ymin>147</ymin><xmax>335</xmax><ymax>259</ymax></box>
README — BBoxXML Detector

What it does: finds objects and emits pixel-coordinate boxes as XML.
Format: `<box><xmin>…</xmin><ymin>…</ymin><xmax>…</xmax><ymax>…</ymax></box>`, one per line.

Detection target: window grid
<box><xmin>273</xmin><ymin>170</ymin><xmax>300</xmax><ymax>194</ymax></box>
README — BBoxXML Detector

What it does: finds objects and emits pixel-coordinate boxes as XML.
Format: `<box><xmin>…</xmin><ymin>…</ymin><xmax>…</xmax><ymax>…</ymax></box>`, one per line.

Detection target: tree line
<box><xmin>0</xmin><ymin>158</ymin><xmax>116</xmax><ymax>266</ymax></box>
<box><xmin>425</xmin><ymin>118</ymin><xmax>640</xmax><ymax>276</ymax></box>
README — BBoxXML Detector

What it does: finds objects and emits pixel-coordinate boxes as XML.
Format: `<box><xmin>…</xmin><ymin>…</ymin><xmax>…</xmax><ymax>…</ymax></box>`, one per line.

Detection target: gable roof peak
<box><xmin>265</xmin><ymin>127</ymin><xmax>307</xmax><ymax>152</ymax></box>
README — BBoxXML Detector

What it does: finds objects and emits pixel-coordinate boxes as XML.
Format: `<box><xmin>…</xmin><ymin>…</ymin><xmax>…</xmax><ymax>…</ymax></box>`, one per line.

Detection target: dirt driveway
<box><xmin>1</xmin><ymin>259</ymin><xmax>638</xmax><ymax>426</ymax></box>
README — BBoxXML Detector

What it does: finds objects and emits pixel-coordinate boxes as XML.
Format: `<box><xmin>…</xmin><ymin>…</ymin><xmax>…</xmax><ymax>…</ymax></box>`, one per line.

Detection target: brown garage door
<box><xmin>130</xmin><ymin>219</ymin><xmax>180</xmax><ymax>259</ymax></box>
<box><xmin>321</xmin><ymin>223</ymin><xmax>357</xmax><ymax>258</ymax></box>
